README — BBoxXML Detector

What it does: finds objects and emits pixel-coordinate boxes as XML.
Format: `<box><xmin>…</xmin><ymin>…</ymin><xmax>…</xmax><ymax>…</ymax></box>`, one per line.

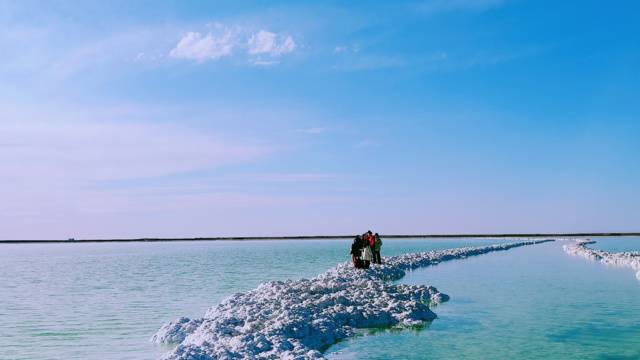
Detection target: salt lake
<box><xmin>1</xmin><ymin>237</ymin><xmax>638</xmax><ymax>359</ymax></box>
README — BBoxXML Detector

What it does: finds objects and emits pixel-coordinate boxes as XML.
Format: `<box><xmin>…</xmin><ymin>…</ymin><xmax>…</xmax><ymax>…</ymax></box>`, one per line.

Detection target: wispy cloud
<box><xmin>247</xmin><ymin>30</ymin><xmax>296</xmax><ymax>56</ymax></box>
<box><xmin>0</xmin><ymin>104</ymin><xmax>277</xmax><ymax>237</ymax></box>
<box><xmin>334</xmin><ymin>45</ymin><xmax>360</xmax><ymax>54</ymax></box>
<box><xmin>230</xmin><ymin>173</ymin><xmax>336</xmax><ymax>182</ymax></box>
<box><xmin>295</xmin><ymin>127</ymin><xmax>327</xmax><ymax>134</ymax></box>
<box><xmin>250</xmin><ymin>59</ymin><xmax>281</xmax><ymax>66</ymax></box>
<box><xmin>0</xmin><ymin>107</ymin><xmax>268</xmax><ymax>184</ymax></box>
<box><xmin>6</xmin><ymin>27</ymin><xmax>155</xmax><ymax>81</ymax></box>
<box><xmin>332</xmin><ymin>54</ymin><xmax>407</xmax><ymax>71</ymax></box>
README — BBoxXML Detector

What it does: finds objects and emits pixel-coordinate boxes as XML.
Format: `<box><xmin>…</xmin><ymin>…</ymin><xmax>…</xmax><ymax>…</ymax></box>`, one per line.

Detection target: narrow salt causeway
<box><xmin>564</xmin><ymin>239</ymin><xmax>640</xmax><ymax>281</ymax></box>
<box><xmin>154</xmin><ymin>239</ymin><xmax>553</xmax><ymax>360</ymax></box>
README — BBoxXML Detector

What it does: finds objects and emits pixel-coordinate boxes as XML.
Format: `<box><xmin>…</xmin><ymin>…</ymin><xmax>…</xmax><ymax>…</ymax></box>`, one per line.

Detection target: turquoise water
<box><xmin>0</xmin><ymin>238</ymin><xmax>512</xmax><ymax>360</ymax></box>
<box><xmin>590</xmin><ymin>236</ymin><xmax>640</xmax><ymax>252</ymax></box>
<box><xmin>326</xmin><ymin>239</ymin><xmax>640</xmax><ymax>359</ymax></box>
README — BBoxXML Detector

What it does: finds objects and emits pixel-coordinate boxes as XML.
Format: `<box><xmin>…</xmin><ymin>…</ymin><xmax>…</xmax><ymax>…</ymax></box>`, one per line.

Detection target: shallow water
<box><xmin>0</xmin><ymin>237</ymin><xmax>513</xmax><ymax>360</ymax></box>
<box><xmin>326</xmin><ymin>240</ymin><xmax>640</xmax><ymax>360</ymax></box>
<box><xmin>589</xmin><ymin>236</ymin><xmax>640</xmax><ymax>252</ymax></box>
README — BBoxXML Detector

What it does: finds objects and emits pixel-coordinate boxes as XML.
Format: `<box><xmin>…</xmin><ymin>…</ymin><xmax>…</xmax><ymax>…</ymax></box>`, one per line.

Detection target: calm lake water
<box><xmin>327</xmin><ymin>239</ymin><xmax>640</xmax><ymax>360</ymax></box>
<box><xmin>590</xmin><ymin>236</ymin><xmax>640</xmax><ymax>252</ymax></box>
<box><xmin>0</xmin><ymin>237</ymin><xmax>638</xmax><ymax>360</ymax></box>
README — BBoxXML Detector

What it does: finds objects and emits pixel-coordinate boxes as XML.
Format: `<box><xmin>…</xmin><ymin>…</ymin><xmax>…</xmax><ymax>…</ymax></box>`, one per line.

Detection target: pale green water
<box><xmin>0</xmin><ymin>238</ymin><xmax>511</xmax><ymax>360</ymax></box>
<box><xmin>1</xmin><ymin>237</ymin><xmax>638</xmax><ymax>359</ymax></box>
<box><xmin>590</xmin><ymin>236</ymin><xmax>640</xmax><ymax>252</ymax></box>
<box><xmin>326</xmin><ymin>239</ymin><xmax>640</xmax><ymax>360</ymax></box>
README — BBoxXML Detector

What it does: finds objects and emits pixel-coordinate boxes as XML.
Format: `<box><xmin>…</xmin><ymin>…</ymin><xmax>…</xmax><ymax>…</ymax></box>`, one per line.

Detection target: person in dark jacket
<box><xmin>350</xmin><ymin>235</ymin><xmax>364</xmax><ymax>268</ymax></box>
<box><xmin>373</xmin><ymin>233</ymin><xmax>382</xmax><ymax>264</ymax></box>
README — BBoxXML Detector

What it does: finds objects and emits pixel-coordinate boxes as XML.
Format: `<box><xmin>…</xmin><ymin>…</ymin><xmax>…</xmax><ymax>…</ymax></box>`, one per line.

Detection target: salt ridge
<box><xmin>154</xmin><ymin>239</ymin><xmax>553</xmax><ymax>360</ymax></box>
<box><xmin>564</xmin><ymin>239</ymin><xmax>640</xmax><ymax>281</ymax></box>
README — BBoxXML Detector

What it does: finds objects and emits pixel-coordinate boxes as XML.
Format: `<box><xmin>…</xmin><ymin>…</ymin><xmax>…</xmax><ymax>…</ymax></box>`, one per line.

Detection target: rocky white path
<box><xmin>154</xmin><ymin>239</ymin><xmax>553</xmax><ymax>360</ymax></box>
<box><xmin>564</xmin><ymin>239</ymin><xmax>640</xmax><ymax>281</ymax></box>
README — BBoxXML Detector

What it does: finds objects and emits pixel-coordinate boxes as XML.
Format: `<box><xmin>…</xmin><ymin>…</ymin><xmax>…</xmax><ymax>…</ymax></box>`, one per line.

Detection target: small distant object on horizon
<box><xmin>68</xmin><ymin>238</ymin><xmax>75</xmax><ymax>241</ymax></box>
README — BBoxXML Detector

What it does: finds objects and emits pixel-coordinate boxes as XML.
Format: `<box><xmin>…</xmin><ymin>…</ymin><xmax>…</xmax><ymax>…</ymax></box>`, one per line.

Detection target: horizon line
<box><xmin>1</xmin><ymin>232</ymin><xmax>639</xmax><ymax>244</ymax></box>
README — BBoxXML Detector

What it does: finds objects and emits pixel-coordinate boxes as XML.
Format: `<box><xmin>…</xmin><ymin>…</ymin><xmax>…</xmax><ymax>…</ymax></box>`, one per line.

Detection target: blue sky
<box><xmin>1</xmin><ymin>0</ymin><xmax>638</xmax><ymax>239</ymax></box>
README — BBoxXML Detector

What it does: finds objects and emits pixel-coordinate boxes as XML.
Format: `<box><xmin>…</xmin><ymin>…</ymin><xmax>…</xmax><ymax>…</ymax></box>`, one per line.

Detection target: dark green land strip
<box><xmin>1</xmin><ymin>232</ymin><xmax>639</xmax><ymax>244</ymax></box>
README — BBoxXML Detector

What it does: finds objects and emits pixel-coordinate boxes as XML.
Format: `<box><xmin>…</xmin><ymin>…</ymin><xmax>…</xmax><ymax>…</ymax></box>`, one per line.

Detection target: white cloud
<box><xmin>170</xmin><ymin>30</ymin><xmax>234</xmax><ymax>62</ymax></box>
<box><xmin>169</xmin><ymin>27</ymin><xmax>296</xmax><ymax>64</ymax></box>
<box><xmin>247</xmin><ymin>30</ymin><xmax>296</xmax><ymax>56</ymax></box>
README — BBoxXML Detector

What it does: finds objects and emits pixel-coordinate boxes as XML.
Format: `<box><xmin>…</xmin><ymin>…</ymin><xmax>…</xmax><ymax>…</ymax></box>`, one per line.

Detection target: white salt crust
<box><xmin>154</xmin><ymin>239</ymin><xmax>553</xmax><ymax>360</ymax></box>
<box><xmin>564</xmin><ymin>239</ymin><xmax>640</xmax><ymax>281</ymax></box>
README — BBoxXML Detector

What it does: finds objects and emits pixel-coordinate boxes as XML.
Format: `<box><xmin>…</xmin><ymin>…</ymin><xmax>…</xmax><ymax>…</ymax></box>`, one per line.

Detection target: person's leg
<box><xmin>375</xmin><ymin>251</ymin><xmax>381</xmax><ymax>264</ymax></box>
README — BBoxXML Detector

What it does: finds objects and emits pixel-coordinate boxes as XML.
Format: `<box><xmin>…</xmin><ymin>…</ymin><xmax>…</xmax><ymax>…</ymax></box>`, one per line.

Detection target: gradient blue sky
<box><xmin>1</xmin><ymin>0</ymin><xmax>638</xmax><ymax>239</ymax></box>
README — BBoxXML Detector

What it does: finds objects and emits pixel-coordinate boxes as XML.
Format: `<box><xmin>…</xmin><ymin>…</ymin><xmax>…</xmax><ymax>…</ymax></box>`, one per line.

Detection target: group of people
<box><xmin>350</xmin><ymin>230</ymin><xmax>383</xmax><ymax>269</ymax></box>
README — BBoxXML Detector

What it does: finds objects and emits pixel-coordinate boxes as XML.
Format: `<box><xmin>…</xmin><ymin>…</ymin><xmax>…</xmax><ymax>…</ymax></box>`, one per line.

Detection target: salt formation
<box><xmin>564</xmin><ymin>239</ymin><xmax>640</xmax><ymax>281</ymax></box>
<box><xmin>154</xmin><ymin>239</ymin><xmax>552</xmax><ymax>360</ymax></box>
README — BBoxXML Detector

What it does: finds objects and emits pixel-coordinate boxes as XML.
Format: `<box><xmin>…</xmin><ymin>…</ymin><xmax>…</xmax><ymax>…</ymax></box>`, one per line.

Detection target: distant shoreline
<box><xmin>1</xmin><ymin>232</ymin><xmax>639</xmax><ymax>244</ymax></box>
